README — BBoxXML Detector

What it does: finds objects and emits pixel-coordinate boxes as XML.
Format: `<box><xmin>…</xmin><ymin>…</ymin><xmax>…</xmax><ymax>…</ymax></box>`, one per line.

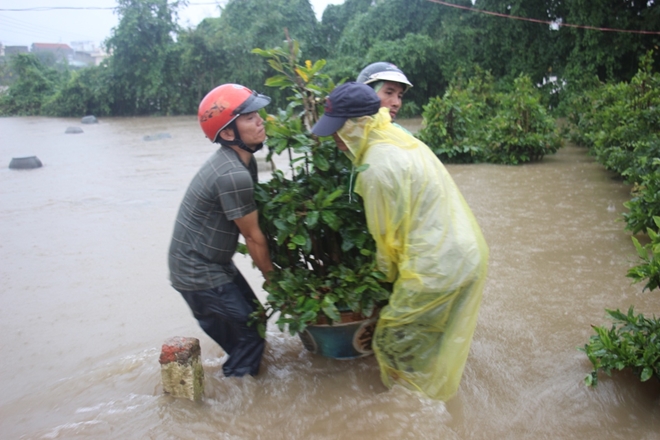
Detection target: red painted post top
<box><xmin>159</xmin><ymin>336</ymin><xmax>201</xmax><ymax>365</ymax></box>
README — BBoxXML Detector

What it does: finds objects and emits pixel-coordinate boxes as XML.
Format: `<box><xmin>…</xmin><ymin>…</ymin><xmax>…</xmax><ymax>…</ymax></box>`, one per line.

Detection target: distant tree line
<box><xmin>0</xmin><ymin>0</ymin><xmax>658</xmax><ymax>117</ymax></box>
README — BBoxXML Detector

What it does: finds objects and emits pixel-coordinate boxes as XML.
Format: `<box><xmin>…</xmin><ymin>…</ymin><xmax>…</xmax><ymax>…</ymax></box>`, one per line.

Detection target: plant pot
<box><xmin>298</xmin><ymin>310</ymin><xmax>379</xmax><ymax>359</ymax></box>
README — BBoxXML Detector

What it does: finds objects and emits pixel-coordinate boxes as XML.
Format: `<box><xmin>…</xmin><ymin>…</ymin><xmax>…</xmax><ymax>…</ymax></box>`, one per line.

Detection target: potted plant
<box><xmin>249</xmin><ymin>38</ymin><xmax>391</xmax><ymax>359</ymax></box>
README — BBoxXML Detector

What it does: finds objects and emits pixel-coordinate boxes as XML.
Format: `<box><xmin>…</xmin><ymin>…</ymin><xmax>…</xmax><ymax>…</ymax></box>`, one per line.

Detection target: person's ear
<box><xmin>219</xmin><ymin>127</ymin><xmax>236</xmax><ymax>142</ymax></box>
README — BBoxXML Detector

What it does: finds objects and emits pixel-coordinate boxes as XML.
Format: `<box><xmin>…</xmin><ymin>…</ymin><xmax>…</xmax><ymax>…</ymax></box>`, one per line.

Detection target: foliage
<box><xmin>484</xmin><ymin>75</ymin><xmax>562</xmax><ymax>164</ymax></box>
<box><xmin>418</xmin><ymin>69</ymin><xmax>562</xmax><ymax>165</ymax></box>
<box><xmin>559</xmin><ymin>0</ymin><xmax>660</xmax><ymax>84</ymax></box>
<box><xmin>557</xmin><ymin>73</ymin><xmax>601</xmax><ymax>142</ymax></box>
<box><xmin>326</xmin><ymin>0</ymin><xmax>461</xmax><ymax>113</ymax></box>
<box><xmin>42</xmin><ymin>66</ymin><xmax>112</xmax><ymax>117</ymax></box>
<box><xmin>3</xmin><ymin>0</ymin><xmax>660</xmax><ymax>118</ymax></box>
<box><xmin>317</xmin><ymin>0</ymin><xmax>372</xmax><ymax>59</ymax></box>
<box><xmin>334</xmin><ymin>0</ymin><xmax>447</xmax><ymax>59</ymax></box>
<box><xmin>103</xmin><ymin>0</ymin><xmax>183</xmax><ymax>115</ymax></box>
<box><xmin>580</xmin><ymin>307</ymin><xmax>660</xmax><ymax>387</ymax></box>
<box><xmin>623</xmin><ymin>153</ymin><xmax>660</xmax><ymax>235</ymax></box>
<box><xmin>0</xmin><ymin>53</ymin><xmax>63</xmax><ymax>116</ymax></box>
<box><xmin>250</xmin><ymin>39</ymin><xmax>391</xmax><ymax>336</ymax></box>
<box><xmin>628</xmin><ymin>217</ymin><xmax>660</xmax><ymax>293</ymax></box>
<box><xmin>417</xmin><ymin>69</ymin><xmax>492</xmax><ymax>163</ymax></box>
<box><xmin>576</xmin><ymin>53</ymin><xmax>660</xmax><ymax>391</ymax></box>
<box><xmin>567</xmin><ymin>51</ymin><xmax>660</xmax><ymax>233</ymax></box>
<box><xmin>468</xmin><ymin>0</ymin><xmax>566</xmax><ymax>86</ymax></box>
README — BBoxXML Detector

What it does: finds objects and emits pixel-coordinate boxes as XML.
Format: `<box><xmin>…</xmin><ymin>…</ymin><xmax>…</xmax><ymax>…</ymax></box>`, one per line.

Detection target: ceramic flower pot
<box><xmin>298</xmin><ymin>309</ymin><xmax>379</xmax><ymax>359</ymax></box>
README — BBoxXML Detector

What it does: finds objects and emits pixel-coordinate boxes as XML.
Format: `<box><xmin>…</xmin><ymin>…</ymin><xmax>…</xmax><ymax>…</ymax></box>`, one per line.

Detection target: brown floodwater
<box><xmin>1</xmin><ymin>116</ymin><xmax>658</xmax><ymax>439</ymax></box>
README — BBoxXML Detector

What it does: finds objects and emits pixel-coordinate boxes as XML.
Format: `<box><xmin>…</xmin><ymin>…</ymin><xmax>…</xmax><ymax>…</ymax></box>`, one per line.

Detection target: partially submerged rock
<box><xmin>9</xmin><ymin>156</ymin><xmax>42</xmax><ymax>170</ymax></box>
<box><xmin>143</xmin><ymin>133</ymin><xmax>172</xmax><ymax>141</ymax></box>
<box><xmin>65</xmin><ymin>126</ymin><xmax>83</xmax><ymax>134</ymax></box>
<box><xmin>81</xmin><ymin>115</ymin><xmax>98</xmax><ymax>124</ymax></box>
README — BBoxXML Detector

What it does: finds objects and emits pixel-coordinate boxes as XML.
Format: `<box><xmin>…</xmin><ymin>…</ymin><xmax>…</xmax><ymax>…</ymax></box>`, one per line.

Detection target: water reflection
<box><xmin>0</xmin><ymin>116</ymin><xmax>657</xmax><ymax>439</ymax></box>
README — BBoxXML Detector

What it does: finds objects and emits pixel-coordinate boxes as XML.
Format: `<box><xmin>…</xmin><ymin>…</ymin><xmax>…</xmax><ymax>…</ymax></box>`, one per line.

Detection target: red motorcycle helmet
<box><xmin>198</xmin><ymin>84</ymin><xmax>271</xmax><ymax>142</ymax></box>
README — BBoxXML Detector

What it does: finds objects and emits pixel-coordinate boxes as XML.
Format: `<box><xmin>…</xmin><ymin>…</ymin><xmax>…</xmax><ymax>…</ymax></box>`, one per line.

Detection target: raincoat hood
<box><xmin>337</xmin><ymin>107</ymin><xmax>415</xmax><ymax>165</ymax></box>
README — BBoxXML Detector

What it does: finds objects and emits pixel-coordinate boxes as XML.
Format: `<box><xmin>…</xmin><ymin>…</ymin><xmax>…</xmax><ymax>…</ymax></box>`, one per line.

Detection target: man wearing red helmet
<box><xmin>168</xmin><ymin>84</ymin><xmax>274</xmax><ymax>377</ymax></box>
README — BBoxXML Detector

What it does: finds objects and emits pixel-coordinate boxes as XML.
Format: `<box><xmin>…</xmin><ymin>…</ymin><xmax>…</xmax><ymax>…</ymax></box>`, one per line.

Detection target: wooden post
<box><xmin>159</xmin><ymin>336</ymin><xmax>204</xmax><ymax>401</ymax></box>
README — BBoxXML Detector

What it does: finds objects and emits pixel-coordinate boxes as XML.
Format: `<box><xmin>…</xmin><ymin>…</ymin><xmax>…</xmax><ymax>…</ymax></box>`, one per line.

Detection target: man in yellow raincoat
<box><xmin>311</xmin><ymin>82</ymin><xmax>489</xmax><ymax>401</ymax></box>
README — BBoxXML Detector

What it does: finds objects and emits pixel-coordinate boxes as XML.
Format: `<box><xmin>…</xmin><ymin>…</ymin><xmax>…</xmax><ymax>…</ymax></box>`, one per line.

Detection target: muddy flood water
<box><xmin>1</xmin><ymin>116</ymin><xmax>658</xmax><ymax>439</ymax></box>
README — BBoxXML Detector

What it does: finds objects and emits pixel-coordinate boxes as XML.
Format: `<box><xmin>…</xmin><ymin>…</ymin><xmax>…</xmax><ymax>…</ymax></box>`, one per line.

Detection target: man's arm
<box><xmin>234</xmin><ymin>210</ymin><xmax>274</xmax><ymax>283</ymax></box>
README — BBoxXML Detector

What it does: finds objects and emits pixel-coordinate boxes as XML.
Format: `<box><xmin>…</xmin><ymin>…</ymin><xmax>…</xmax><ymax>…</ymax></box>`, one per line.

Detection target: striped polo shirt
<box><xmin>168</xmin><ymin>146</ymin><xmax>258</xmax><ymax>291</ymax></box>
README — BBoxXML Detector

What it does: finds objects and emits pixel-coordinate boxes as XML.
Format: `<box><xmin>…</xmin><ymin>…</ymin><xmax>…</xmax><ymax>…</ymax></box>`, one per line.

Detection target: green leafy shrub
<box><xmin>623</xmin><ymin>156</ymin><xmax>660</xmax><ymax>235</ymax></box>
<box><xmin>576</xmin><ymin>53</ymin><xmax>660</xmax><ymax>389</ymax></box>
<box><xmin>417</xmin><ymin>68</ymin><xmax>493</xmax><ymax>163</ymax></box>
<box><xmin>580</xmin><ymin>307</ymin><xmax>660</xmax><ymax>387</ymax></box>
<box><xmin>560</xmin><ymin>75</ymin><xmax>603</xmax><ymax>148</ymax></box>
<box><xmin>566</xmin><ymin>51</ymin><xmax>660</xmax><ymax>234</ymax></box>
<box><xmin>628</xmin><ymin>216</ymin><xmax>660</xmax><ymax>293</ymax></box>
<box><xmin>250</xmin><ymin>40</ymin><xmax>391</xmax><ymax>337</ymax></box>
<box><xmin>42</xmin><ymin>67</ymin><xmax>112</xmax><ymax>117</ymax></box>
<box><xmin>484</xmin><ymin>75</ymin><xmax>562</xmax><ymax>164</ymax></box>
<box><xmin>0</xmin><ymin>53</ymin><xmax>62</xmax><ymax>116</ymax></box>
<box><xmin>418</xmin><ymin>69</ymin><xmax>562</xmax><ymax>165</ymax></box>
<box><xmin>581</xmin><ymin>217</ymin><xmax>660</xmax><ymax>387</ymax></box>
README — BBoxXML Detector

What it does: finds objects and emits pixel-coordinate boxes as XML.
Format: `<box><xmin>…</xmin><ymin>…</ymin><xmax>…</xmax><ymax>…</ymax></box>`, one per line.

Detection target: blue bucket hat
<box><xmin>311</xmin><ymin>82</ymin><xmax>381</xmax><ymax>137</ymax></box>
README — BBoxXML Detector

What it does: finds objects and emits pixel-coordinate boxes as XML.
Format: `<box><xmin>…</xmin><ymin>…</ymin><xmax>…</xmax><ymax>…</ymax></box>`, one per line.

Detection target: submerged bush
<box><xmin>484</xmin><ymin>75</ymin><xmax>562</xmax><ymax>164</ymax></box>
<box><xmin>581</xmin><ymin>307</ymin><xmax>660</xmax><ymax>387</ymax></box>
<box><xmin>418</xmin><ymin>69</ymin><xmax>562</xmax><ymax>165</ymax></box>
<box><xmin>567</xmin><ymin>51</ymin><xmax>660</xmax><ymax>234</ymax></box>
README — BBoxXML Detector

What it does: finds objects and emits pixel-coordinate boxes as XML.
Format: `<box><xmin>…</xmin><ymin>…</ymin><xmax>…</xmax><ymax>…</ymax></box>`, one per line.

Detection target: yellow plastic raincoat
<box><xmin>337</xmin><ymin>108</ymin><xmax>489</xmax><ymax>401</ymax></box>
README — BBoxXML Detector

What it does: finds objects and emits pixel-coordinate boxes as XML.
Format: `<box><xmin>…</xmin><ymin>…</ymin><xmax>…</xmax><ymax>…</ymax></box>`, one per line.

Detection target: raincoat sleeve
<box><xmin>354</xmin><ymin>161</ymin><xmax>404</xmax><ymax>284</ymax></box>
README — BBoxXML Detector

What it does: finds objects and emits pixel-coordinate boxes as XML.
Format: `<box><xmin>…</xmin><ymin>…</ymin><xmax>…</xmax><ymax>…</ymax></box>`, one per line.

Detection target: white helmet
<box><xmin>356</xmin><ymin>62</ymin><xmax>413</xmax><ymax>92</ymax></box>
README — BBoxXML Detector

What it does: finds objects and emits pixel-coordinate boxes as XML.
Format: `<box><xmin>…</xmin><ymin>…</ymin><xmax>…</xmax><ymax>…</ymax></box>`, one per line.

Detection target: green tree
<box><xmin>42</xmin><ymin>66</ymin><xmax>112</xmax><ymax>117</ymax></box>
<box><xmin>465</xmin><ymin>0</ymin><xmax>565</xmax><ymax>85</ymax></box>
<box><xmin>104</xmin><ymin>0</ymin><xmax>183</xmax><ymax>115</ymax></box>
<box><xmin>0</xmin><ymin>53</ymin><xmax>62</xmax><ymax>115</ymax></box>
<box><xmin>324</xmin><ymin>0</ymin><xmax>471</xmax><ymax>114</ymax></box>
<box><xmin>333</xmin><ymin>0</ymin><xmax>450</xmax><ymax>59</ymax></box>
<box><xmin>559</xmin><ymin>0</ymin><xmax>660</xmax><ymax>83</ymax></box>
<box><xmin>317</xmin><ymin>0</ymin><xmax>372</xmax><ymax>58</ymax></box>
<box><xmin>179</xmin><ymin>0</ymin><xmax>321</xmax><ymax>111</ymax></box>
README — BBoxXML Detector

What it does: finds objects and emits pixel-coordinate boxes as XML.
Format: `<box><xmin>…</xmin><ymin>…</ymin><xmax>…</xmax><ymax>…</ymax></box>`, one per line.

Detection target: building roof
<box><xmin>32</xmin><ymin>43</ymin><xmax>73</xmax><ymax>50</ymax></box>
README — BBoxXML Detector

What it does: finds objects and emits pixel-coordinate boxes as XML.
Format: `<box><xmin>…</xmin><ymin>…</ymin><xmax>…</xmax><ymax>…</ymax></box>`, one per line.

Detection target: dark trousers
<box><xmin>177</xmin><ymin>271</ymin><xmax>265</xmax><ymax>377</ymax></box>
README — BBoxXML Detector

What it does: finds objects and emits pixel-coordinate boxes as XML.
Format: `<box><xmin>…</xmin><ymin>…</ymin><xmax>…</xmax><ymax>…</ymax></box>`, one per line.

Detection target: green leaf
<box><xmin>322</xmin><ymin>301</ymin><xmax>341</xmax><ymax>322</ymax></box>
<box><xmin>640</xmin><ymin>367</ymin><xmax>653</xmax><ymax>382</ymax></box>
<box><xmin>306</xmin><ymin>211</ymin><xmax>320</xmax><ymax>228</ymax></box>
<box><xmin>632</xmin><ymin>237</ymin><xmax>648</xmax><ymax>259</ymax></box>
<box><xmin>321</xmin><ymin>210</ymin><xmax>342</xmax><ymax>230</ymax></box>
<box><xmin>265</xmin><ymin>75</ymin><xmax>294</xmax><ymax>88</ymax></box>
<box><xmin>313</xmin><ymin>154</ymin><xmax>330</xmax><ymax>171</ymax></box>
<box><xmin>291</xmin><ymin>234</ymin><xmax>307</xmax><ymax>246</ymax></box>
<box><xmin>322</xmin><ymin>188</ymin><xmax>343</xmax><ymax>207</ymax></box>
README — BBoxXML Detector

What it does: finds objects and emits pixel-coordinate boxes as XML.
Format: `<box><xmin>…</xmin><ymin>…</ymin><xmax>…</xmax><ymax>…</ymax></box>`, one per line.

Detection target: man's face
<box><xmin>376</xmin><ymin>81</ymin><xmax>405</xmax><ymax>120</ymax></box>
<box><xmin>332</xmin><ymin>133</ymin><xmax>348</xmax><ymax>152</ymax></box>
<box><xmin>234</xmin><ymin>111</ymin><xmax>266</xmax><ymax>147</ymax></box>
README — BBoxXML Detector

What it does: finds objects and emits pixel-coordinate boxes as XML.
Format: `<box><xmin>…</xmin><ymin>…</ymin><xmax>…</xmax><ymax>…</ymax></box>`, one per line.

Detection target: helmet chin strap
<box><xmin>218</xmin><ymin>138</ymin><xmax>264</xmax><ymax>153</ymax></box>
<box><xmin>217</xmin><ymin>121</ymin><xmax>264</xmax><ymax>153</ymax></box>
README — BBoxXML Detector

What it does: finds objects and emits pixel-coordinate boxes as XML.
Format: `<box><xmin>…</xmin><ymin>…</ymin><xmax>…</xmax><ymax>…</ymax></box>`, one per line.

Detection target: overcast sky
<box><xmin>0</xmin><ymin>0</ymin><xmax>345</xmax><ymax>48</ymax></box>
